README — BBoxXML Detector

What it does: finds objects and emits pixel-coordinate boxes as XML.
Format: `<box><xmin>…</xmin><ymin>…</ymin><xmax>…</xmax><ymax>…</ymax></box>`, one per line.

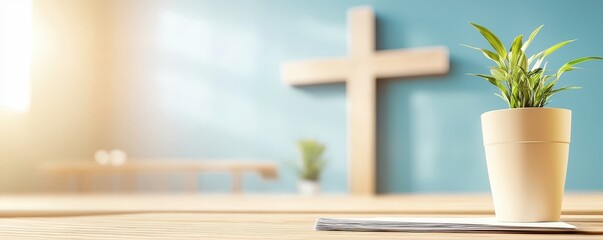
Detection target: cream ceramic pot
<box><xmin>298</xmin><ymin>180</ymin><xmax>320</xmax><ymax>196</ymax></box>
<box><xmin>481</xmin><ymin>108</ymin><xmax>571</xmax><ymax>222</ymax></box>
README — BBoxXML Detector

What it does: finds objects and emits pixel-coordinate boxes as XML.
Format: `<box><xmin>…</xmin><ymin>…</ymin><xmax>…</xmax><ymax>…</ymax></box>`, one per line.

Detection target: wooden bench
<box><xmin>41</xmin><ymin>160</ymin><xmax>279</xmax><ymax>193</ymax></box>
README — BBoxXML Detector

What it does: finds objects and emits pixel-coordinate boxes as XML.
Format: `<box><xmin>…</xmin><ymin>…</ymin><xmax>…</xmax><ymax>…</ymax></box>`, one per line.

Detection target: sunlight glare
<box><xmin>0</xmin><ymin>0</ymin><xmax>32</xmax><ymax>113</ymax></box>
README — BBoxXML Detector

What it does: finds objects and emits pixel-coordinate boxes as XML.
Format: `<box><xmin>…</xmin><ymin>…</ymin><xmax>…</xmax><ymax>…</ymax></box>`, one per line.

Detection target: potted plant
<box><xmin>465</xmin><ymin>23</ymin><xmax>601</xmax><ymax>222</ymax></box>
<box><xmin>294</xmin><ymin>139</ymin><xmax>327</xmax><ymax>196</ymax></box>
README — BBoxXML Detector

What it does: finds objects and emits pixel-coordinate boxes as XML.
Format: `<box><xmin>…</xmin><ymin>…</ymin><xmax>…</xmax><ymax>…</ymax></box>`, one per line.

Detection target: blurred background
<box><xmin>0</xmin><ymin>0</ymin><xmax>602</xmax><ymax>194</ymax></box>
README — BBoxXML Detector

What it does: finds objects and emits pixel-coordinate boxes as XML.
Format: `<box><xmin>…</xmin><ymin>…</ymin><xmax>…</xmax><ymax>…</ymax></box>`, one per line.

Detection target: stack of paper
<box><xmin>315</xmin><ymin>217</ymin><xmax>577</xmax><ymax>232</ymax></box>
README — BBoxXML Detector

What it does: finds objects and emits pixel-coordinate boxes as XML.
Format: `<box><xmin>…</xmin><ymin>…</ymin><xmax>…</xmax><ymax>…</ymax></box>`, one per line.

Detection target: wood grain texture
<box><xmin>280</xmin><ymin>6</ymin><xmax>449</xmax><ymax>195</ymax></box>
<box><xmin>0</xmin><ymin>213</ymin><xmax>602</xmax><ymax>239</ymax></box>
<box><xmin>0</xmin><ymin>194</ymin><xmax>602</xmax><ymax>239</ymax></box>
<box><xmin>0</xmin><ymin>193</ymin><xmax>601</xmax><ymax>217</ymax></box>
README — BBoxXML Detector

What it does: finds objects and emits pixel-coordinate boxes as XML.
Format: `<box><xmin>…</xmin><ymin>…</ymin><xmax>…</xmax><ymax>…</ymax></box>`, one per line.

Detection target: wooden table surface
<box><xmin>0</xmin><ymin>193</ymin><xmax>602</xmax><ymax>239</ymax></box>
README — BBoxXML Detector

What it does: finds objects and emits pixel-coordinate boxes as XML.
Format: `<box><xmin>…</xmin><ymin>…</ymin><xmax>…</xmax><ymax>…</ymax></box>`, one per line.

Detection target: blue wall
<box><xmin>113</xmin><ymin>0</ymin><xmax>603</xmax><ymax>193</ymax></box>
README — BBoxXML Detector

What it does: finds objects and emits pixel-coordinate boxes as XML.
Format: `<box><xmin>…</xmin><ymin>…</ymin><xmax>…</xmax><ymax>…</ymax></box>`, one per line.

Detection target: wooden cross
<box><xmin>280</xmin><ymin>6</ymin><xmax>449</xmax><ymax>195</ymax></box>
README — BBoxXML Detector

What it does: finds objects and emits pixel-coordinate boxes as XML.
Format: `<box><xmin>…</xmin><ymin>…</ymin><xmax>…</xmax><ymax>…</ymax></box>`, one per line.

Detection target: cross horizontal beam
<box><xmin>281</xmin><ymin>47</ymin><xmax>448</xmax><ymax>86</ymax></box>
<box><xmin>281</xmin><ymin>57</ymin><xmax>349</xmax><ymax>85</ymax></box>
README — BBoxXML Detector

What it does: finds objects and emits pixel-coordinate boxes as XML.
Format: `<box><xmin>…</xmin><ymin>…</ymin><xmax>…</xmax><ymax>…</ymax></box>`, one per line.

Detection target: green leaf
<box><xmin>550</xmin><ymin>86</ymin><xmax>582</xmax><ymax>94</ymax></box>
<box><xmin>494</xmin><ymin>93</ymin><xmax>510</xmax><ymax>106</ymax></box>
<box><xmin>542</xmin><ymin>39</ymin><xmax>575</xmax><ymax>58</ymax></box>
<box><xmin>522</xmin><ymin>25</ymin><xmax>544</xmax><ymax>51</ymax></box>
<box><xmin>461</xmin><ymin>44</ymin><xmax>501</xmax><ymax>63</ymax></box>
<box><xmin>470</xmin><ymin>22</ymin><xmax>507</xmax><ymax>60</ymax></box>
<box><xmin>490</xmin><ymin>67</ymin><xmax>506</xmax><ymax>81</ymax></box>
<box><xmin>528</xmin><ymin>51</ymin><xmax>543</xmax><ymax>66</ymax></box>
<box><xmin>556</xmin><ymin>56</ymin><xmax>603</xmax><ymax>80</ymax></box>
<box><xmin>469</xmin><ymin>73</ymin><xmax>497</xmax><ymax>85</ymax></box>
<box><xmin>510</xmin><ymin>34</ymin><xmax>523</xmax><ymax>53</ymax></box>
<box><xmin>529</xmin><ymin>68</ymin><xmax>543</xmax><ymax>77</ymax></box>
<box><xmin>509</xmin><ymin>35</ymin><xmax>523</xmax><ymax>70</ymax></box>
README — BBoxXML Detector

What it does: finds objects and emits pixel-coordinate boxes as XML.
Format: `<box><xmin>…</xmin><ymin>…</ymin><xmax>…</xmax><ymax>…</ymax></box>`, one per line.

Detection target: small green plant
<box><xmin>295</xmin><ymin>139</ymin><xmax>326</xmax><ymax>181</ymax></box>
<box><xmin>464</xmin><ymin>23</ymin><xmax>602</xmax><ymax>108</ymax></box>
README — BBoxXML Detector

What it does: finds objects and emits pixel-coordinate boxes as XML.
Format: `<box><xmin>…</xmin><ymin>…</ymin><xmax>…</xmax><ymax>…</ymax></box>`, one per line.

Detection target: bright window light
<box><xmin>0</xmin><ymin>0</ymin><xmax>32</xmax><ymax>113</ymax></box>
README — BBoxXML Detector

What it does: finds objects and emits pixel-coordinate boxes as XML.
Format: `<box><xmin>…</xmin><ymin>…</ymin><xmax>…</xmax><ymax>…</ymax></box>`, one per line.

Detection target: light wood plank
<box><xmin>347</xmin><ymin>71</ymin><xmax>376</xmax><ymax>195</ymax></box>
<box><xmin>346</xmin><ymin>6</ymin><xmax>377</xmax><ymax>195</ymax></box>
<box><xmin>0</xmin><ymin>213</ymin><xmax>601</xmax><ymax>239</ymax></box>
<box><xmin>0</xmin><ymin>194</ymin><xmax>601</xmax><ymax>239</ymax></box>
<box><xmin>280</xmin><ymin>57</ymin><xmax>348</xmax><ymax>85</ymax></box>
<box><xmin>0</xmin><ymin>193</ymin><xmax>600</xmax><ymax>217</ymax></box>
<box><xmin>374</xmin><ymin>47</ymin><xmax>449</xmax><ymax>79</ymax></box>
<box><xmin>348</xmin><ymin>6</ymin><xmax>374</xmax><ymax>58</ymax></box>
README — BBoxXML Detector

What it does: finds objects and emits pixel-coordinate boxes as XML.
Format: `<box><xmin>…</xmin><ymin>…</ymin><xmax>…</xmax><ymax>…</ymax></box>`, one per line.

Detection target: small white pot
<box><xmin>482</xmin><ymin>108</ymin><xmax>571</xmax><ymax>222</ymax></box>
<box><xmin>298</xmin><ymin>180</ymin><xmax>320</xmax><ymax>196</ymax></box>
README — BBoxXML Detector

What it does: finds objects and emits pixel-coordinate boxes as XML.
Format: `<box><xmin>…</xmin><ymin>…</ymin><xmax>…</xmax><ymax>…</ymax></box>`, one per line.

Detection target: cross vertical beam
<box><xmin>347</xmin><ymin>7</ymin><xmax>377</xmax><ymax>194</ymax></box>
